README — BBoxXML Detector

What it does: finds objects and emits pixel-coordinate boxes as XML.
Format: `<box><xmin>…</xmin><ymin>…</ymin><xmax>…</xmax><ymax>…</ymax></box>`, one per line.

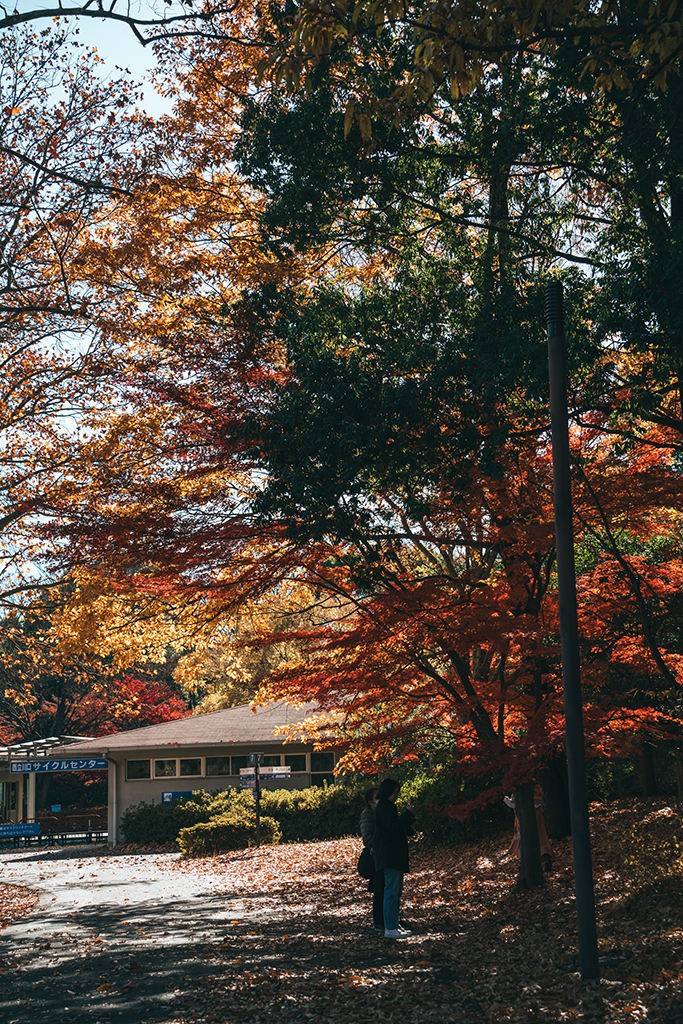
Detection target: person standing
<box><xmin>373</xmin><ymin>778</ymin><xmax>416</xmax><ymax>939</ymax></box>
<box><xmin>360</xmin><ymin>787</ymin><xmax>385</xmax><ymax>932</ymax></box>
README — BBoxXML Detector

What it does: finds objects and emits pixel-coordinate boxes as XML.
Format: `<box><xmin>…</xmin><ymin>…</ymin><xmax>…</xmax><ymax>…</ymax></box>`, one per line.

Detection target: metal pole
<box><xmin>255</xmin><ymin>762</ymin><xmax>261</xmax><ymax>848</ymax></box>
<box><xmin>546</xmin><ymin>281</ymin><xmax>600</xmax><ymax>981</ymax></box>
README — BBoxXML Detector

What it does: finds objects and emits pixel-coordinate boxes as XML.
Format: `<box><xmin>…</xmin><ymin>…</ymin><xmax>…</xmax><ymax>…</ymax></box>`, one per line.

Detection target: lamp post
<box><xmin>546</xmin><ymin>281</ymin><xmax>600</xmax><ymax>981</ymax></box>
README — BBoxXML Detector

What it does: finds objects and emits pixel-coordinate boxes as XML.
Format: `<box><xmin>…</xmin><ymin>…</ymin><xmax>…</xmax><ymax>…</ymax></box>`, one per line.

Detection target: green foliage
<box><xmin>575</xmin><ymin>529</ymin><xmax>683</xmax><ymax>579</ymax></box>
<box><xmin>400</xmin><ymin>769</ymin><xmax>508</xmax><ymax>845</ymax></box>
<box><xmin>120</xmin><ymin>789</ymin><xmax>252</xmax><ymax>844</ymax></box>
<box><xmin>259</xmin><ymin>784</ymin><xmax>360</xmax><ymax>842</ymax></box>
<box><xmin>239</xmin><ymin>266</ymin><xmax>552</xmax><ymax>548</ymax></box>
<box><xmin>121</xmin><ymin>769</ymin><xmax>582</xmax><ymax>850</ymax></box>
<box><xmin>586</xmin><ymin>749</ymin><xmax>679</xmax><ymax>800</ymax></box>
<box><xmin>120</xmin><ymin>785</ymin><xmax>361</xmax><ymax>845</ymax></box>
<box><xmin>178</xmin><ymin>808</ymin><xmax>281</xmax><ymax>856</ymax></box>
<box><xmin>586</xmin><ymin>757</ymin><xmax>641</xmax><ymax>801</ymax></box>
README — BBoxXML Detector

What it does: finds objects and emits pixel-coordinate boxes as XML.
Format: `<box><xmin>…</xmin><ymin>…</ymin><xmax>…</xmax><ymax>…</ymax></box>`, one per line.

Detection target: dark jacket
<box><xmin>360</xmin><ymin>805</ymin><xmax>375</xmax><ymax>848</ymax></box>
<box><xmin>373</xmin><ymin>798</ymin><xmax>415</xmax><ymax>873</ymax></box>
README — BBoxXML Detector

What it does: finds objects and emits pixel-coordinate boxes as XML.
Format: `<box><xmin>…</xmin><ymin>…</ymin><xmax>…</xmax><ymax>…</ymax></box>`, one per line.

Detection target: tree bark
<box><xmin>638</xmin><ymin>742</ymin><xmax>658</xmax><ymax>797</ymax></box>
<box><xmin>538</xmin><ymin>755</ymin><xmax>572</xmax><ymax>840</ymax></box>
<box><xmin>675</xmin><ymin>750</ymin><xmax>683</xmax><ymax>804</ymax></box>
<box><xmin>514</xmin><ymin>780</ymin><xmax>544</xmax><ymax>889</ymax></box>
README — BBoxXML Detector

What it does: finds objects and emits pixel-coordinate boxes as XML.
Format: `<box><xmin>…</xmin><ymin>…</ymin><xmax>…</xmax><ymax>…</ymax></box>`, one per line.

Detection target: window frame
<box><xmin>126</xmin><ymin>758</ymin><xmax>152</xmax><ymax>781</ymax></box>
<box><xmin>154</xmin><ymin>758</ymin><xmax>179</xmax><ymax>779</ymax></box>
<box><xmin>284</xmin><ymin>753</ymin><xmax>308</xmax><ymax>773</ymax></box>
<box><xmin>123</xmin><ymin>750</ymin><xmax>336</xmax><ymax>782</ymax></box>
<box><xmin>310</xmin><ymin>751</ymin><xmax>335</xmax><ymax>774</ymax></box>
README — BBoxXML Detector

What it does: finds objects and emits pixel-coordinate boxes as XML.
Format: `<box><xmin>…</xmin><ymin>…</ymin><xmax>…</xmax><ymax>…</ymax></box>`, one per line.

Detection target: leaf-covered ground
<box><xmin>160</xmin><ymin>798</ymin><xmax>683</xmax><ymax>1024</ymax></box>
<box><xmin>1</xmin><ymin>798</ymin><xmax>681</xmax><ymax>1023</ymax></box>
<box><xmin>0</xmin><ymin>882</ymin><xmax>38</xmax><ymax>929</ymax></box>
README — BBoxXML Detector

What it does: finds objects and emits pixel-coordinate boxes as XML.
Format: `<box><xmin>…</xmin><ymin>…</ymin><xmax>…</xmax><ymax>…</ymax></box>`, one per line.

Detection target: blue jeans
<box><xmin>383</xmin><ymin>868</ymin><xmax>404</xmax><ymax>930</ymax></box>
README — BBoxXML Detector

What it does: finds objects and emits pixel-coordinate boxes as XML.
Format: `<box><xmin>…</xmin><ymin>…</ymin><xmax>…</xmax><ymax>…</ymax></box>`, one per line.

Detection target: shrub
<box><xmin>120</xmin><ymin>785</ymin><xmax>360</xmax><ymax>845</ymax></box>
<box><xmin>121</xmin><ymin>789</ymin><xmax>251</xmax><ymax>844</ymax></box>
<box><xmin>259</xmin><ymin>785</ymin><xmax>360</xmax><ymax>842</ymax></box>
<box><xmin>586</xmin><ymin>750</ymin><xmax>678</xmax><ymax>800</ymax></box>
<box><xmin>586</xmin><ymin>757</ymin><xmax>641</xmax><ymax>801</ymax></box>
<box><xmin>178</xmin><ymin>807</ymin><xmax>281</xmax><ymax>856</ymax></box>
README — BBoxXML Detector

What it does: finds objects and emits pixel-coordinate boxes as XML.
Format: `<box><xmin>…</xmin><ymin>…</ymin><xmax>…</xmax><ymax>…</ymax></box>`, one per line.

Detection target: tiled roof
<box><xmin>45</xmin><ymin>703</ymin><xmax>318</xmax><ymax>756</ymax></box>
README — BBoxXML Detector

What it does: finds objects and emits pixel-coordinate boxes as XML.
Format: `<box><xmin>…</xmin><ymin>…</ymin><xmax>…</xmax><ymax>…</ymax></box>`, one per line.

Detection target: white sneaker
<box><xmin>384</xmin><ymin>926</ymin><xmax>412</xmax><ymax>938</ymax></box>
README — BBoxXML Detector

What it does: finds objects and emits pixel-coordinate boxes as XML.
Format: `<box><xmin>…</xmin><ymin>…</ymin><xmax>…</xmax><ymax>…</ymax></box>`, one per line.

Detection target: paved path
<box><xmin>0</xmin><ymin>844</ymin><xmax>280</xmax><ymax>1024</ymax></box>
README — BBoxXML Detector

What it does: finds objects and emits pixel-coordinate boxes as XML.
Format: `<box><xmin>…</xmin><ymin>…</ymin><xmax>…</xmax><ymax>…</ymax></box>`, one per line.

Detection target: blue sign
<box><xmin>0</xmin><ymin>822</ymin><xmax>40</xmax><ymax>837</ymax></box>
<box><xmin>10</xmin><ymin>759</ymin><xmax>108</xmax><ymax>773</ymax></box>
<box><xmin>51</xmin><ymin>804</ymin><xmax>62</xmax><ymax>813</ymax></box>
<box><xmin>161</xmin><ymin>791</ymin><xmax>194</xmax><ymax>803</ymax></box>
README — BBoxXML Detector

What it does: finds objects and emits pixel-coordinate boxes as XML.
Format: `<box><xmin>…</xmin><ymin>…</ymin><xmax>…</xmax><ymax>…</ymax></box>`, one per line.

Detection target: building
<box><xmin>4</xmin><ymin>703</ymin><xmax>338</xmax><ymax>844</ymax></box>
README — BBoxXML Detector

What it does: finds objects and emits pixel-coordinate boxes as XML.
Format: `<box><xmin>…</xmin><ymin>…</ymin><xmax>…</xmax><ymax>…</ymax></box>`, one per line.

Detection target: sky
<box><xmin>72</xmin><ymin>16</ymin><xmax>173</xmax><ymax>117</ymax></box>
<box><xmin>16</xmin><ymin>1</ymin><xmax>176</xmax><ymax>117</ymax></box>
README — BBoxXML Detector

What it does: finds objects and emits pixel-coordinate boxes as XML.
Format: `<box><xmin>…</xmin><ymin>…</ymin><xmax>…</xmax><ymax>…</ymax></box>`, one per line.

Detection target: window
<box><xmin>311</xmin><ymin>752</ymin><xmax>334</xmax><ymax>773</ymax></box>
<box><xmin>127</xmin><ymin>759</ymin><xmax>151</xmax><ymax>780</ymax></box>
<box><xmin>262</xmin><ymin>754</ymin><xmax>281</xmax><ymax>767</ymax></box>
<box><xmin>125</xmin><ymin>757</ymin><xmax>205</xmax><ymax>778</ymax></box>
<box><xmin>311</xmin><ymin>751</ymin><xmax>334</xmax><ymax>786</ymax></box>
<box><xmin>286</xmin><ymin>754</ymin><xmax>307</xmax><ymax>773</ymax></box>
<box><xmin>155</xmin><ymin>759</ymin><xmax>177</xmax><ymax>778</ymax></box>
<box><xmin>206</xmin><ymin>757</ymin><xmax>231</xmax><ymax>776</ymax></box>
<box><xmin>231</xmin><ymin>755</ymin><xmax>249</xmax><ymax>774</ymax></box>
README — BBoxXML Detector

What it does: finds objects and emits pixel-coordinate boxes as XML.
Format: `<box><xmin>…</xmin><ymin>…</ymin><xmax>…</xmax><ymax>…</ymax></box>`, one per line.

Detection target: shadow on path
<box><xmin>0</xmin><ymin>845</ymin><xmax>283</xmax><ymax>1024</ymax></box>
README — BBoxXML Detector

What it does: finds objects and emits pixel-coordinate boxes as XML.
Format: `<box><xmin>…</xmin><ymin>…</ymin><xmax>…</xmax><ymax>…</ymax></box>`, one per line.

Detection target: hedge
<box><xmin>178</xmin><ymin>808</ymin><xmax>281</xmax><ymax>856</ymax></box>
<box><xmin>120</xmin><ymin>784</ymin><xmax>360</xmax><ymax>846</ymax></box>
<box><xmin>120</xmin><ymin>775</ymin><xmax>511</xmax><ymax>850</ymax></box>
<box><xmin>259</xmin><ymin>785</ymin><xmax>359</xmax><ymax>842</ymax></box>
<box><xmin>121</xmin><ymin>789</ymin><xmax>249</xmax><ymax>844</ymax></box>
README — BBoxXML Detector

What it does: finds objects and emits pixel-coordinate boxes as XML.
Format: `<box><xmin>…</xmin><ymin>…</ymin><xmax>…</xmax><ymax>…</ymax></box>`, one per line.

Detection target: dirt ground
<box><xmin>1</xmin><ymin>798</ymin><xmax>682</xmax><ymax>1024</ymax></box>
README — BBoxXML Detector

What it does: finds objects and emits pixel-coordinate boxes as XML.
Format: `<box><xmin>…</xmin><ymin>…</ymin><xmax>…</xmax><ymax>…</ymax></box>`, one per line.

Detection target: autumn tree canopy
<box><xmin>0</xmin><ymin>607</ymin><xmax>188</xmax><ymax>744</ymax></box>
<box><xmin>0</xmin><ymin>27</ymin><xmax>204</xmax><ymax>740</ymax></box>
<box><xmin>1</xmin><ymin>5</ymin><xmax>681</xmax><ymax>872</ymax></box>
<box><xmin>0</xmin><ymin>27</ymin><xmax>149</xmax><ymax>606</ymax></box>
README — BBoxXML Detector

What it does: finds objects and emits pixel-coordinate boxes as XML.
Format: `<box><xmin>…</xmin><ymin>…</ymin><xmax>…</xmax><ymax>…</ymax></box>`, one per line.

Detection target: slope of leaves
<box><xmin>0</xmin><ymin>883</ymin><xmax>38</xmax><ymax>928</ymax></box>
<box><xmin>151</xmin><ymin>798</ymin><xmax>683</xmax><ymax>1024</ymax></box>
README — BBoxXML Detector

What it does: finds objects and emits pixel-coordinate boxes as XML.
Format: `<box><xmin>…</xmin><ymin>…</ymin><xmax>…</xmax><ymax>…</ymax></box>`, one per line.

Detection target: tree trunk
<box><xmin>638</xmin><ymin>742</ymin><xmax>658</xmax><ymax>797</ymax></box>
<box><xmin>537</xmin><ymin>754</ymin><xmax>571</xmax><ymax>840</ymax></box>
<box><xmin>675</xmin><ymin>750</ymin><xmax>683</xmax><ymax>804</ymax></box>
<box><xmin>514</xmin><ymin>780</ymin><xmax>544</xmax><ymax>889</ymax></box>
